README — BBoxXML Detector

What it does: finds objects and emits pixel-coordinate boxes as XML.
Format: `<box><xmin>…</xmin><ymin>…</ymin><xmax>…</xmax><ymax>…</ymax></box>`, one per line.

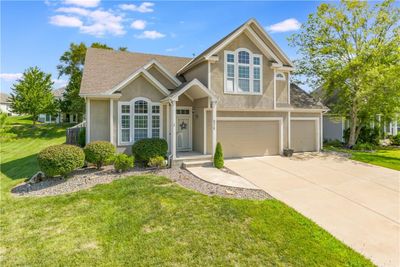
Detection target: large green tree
<box><xmin>57</xmin><ymin>42</ymin><xmax>126</xmax><ymax>122</ymax></box>
<box><xmin>290</xmin><ymin>0</ymin><xmax>400</xmax><ymax>146</ymax></box>
<box><xmin>10</xmin><ymin>67</ymin><xmax>56</xmax><ymax>125</ymax></box>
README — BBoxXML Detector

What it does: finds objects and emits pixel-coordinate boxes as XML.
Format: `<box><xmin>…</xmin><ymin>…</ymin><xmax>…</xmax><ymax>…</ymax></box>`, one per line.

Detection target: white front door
<box><xmin>176</xmin><ymin>109</ymin><xmax>192</xmax><ymax>151</ymax></box>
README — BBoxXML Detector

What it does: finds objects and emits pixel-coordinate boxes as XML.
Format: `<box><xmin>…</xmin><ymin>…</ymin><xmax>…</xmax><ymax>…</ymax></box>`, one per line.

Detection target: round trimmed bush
<box><xmin>37</xmin><ymin>144</ymin><xmax>85</xmax><ymax>177</ymax></box>
<box><xmin>132</xmin><ymin>138</ymin><xmax>168</xmax><ymax>164</ymax></box>
<box><xmin>113</xmin><ymin>153</ymin><xmax>134</xmax><ymax>172</ymax></box>
<box><xmin>84</xmin><ymin>141</ymin><xmax>115</xmax><ymax>169</ymax></box>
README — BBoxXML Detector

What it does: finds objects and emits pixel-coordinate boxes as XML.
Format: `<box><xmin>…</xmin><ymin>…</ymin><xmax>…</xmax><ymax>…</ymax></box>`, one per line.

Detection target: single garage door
<box><xmin>217</xmin><ymin>120</ymin><xmax>280</xmax><ymax>158</ymax></box>
<box><xmin>291</xmin><ymin>119</ymin><xmax>317</xmax><ymax>152</ymax></box>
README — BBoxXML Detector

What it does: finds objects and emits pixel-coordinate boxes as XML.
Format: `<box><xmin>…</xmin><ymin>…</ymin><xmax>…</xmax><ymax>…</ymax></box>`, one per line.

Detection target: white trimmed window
<box><xmin>118</xmin><ymin>97</ymin><xmax>162</xmax><ymax>145</ymax></box>
<box><xmin>224</xmin><ymin>48</ymin><xmax>263</xmax><ymax>95</ymax></box>
<box><xmin>276</xmin><ymin>72</ymin><xmax>286</xmax><ymax>81</ymax></box>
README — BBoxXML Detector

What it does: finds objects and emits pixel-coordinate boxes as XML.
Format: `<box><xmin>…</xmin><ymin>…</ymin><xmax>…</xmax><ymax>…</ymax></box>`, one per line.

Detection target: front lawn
<box><xmin>0</xmin><ymin>117</ymin><xmax>373</xmax><ymax>266</ymax></box>
<box><xmin>325</xmin><ymin>146</ymin><xmax>400</xmax><ymax>171</ymax></box>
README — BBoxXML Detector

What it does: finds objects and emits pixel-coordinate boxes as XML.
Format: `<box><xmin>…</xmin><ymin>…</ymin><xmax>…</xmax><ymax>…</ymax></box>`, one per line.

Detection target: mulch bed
<box><xmin>11</xmin><ymin>166</ymin><xmax>271</xmax><ymax>200</ymax></box>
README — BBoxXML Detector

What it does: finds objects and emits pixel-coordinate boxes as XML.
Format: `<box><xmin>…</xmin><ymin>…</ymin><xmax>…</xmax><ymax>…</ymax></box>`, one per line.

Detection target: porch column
<box><xmin>109</xmin><ymin>99</ymin><xmax>113</xmax><ymax>144</ymax></box>
<box><xmin>166</xmin><ymin>103</ymin><xmax>170</xmax><ymax>153</ymax></box>
<box><xmin>171</xmin><ymin>100</ymin><xmax>177</xmax><ymax>160</ymax></box>
<box><xmin>211</xmin><ymin>100</ymin><xmax>217</xmax><ymax>156</ymax></box>
<box><xmin>394</xmin><ymin>115</ymin><xmax>398</xmax><ymax>135</ymax></box>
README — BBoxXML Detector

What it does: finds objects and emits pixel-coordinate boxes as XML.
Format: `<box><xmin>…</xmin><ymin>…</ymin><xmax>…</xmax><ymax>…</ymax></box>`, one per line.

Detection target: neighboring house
<box><xmin>0</xmin><ymin>92</ymin><xmax>16</xmax><ymax>116</ymax></box>
<box><xmin>80</xmin><ymin>19</ymin><xmax>327</xmax><ymax>163</ymax></box>
<box><xmin>323</xmin><ymin>115</ymin><xmax>398</xmax><ymax>142</ymax></box>
<box><xmin>312</xmin><ymin>88</ymin><xmax>399</xmax><ymax>142</ymax></box>
<box><xmin>38</xmin><ymin>87</ymin><xmax>78</xmax><ymax>124</ymax></box>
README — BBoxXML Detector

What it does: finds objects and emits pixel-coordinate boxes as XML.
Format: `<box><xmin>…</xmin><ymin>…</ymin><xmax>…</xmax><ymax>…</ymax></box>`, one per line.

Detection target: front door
<box><xmin>176</xmin><ymin>109</ymin><xmax>192</xmax><ymax>151</ymax></box>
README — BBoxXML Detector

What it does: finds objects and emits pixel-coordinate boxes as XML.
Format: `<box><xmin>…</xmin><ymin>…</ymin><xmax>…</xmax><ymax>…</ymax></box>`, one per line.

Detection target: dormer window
<box><xmin>224</xmin><ymin>48</ymin><xmax>262</xmax><ymax>95</ymax></box>
<box><xmin>276</xmin><ymin>72</ymin><xmax>286</xmax><ymax>81</ymax></box>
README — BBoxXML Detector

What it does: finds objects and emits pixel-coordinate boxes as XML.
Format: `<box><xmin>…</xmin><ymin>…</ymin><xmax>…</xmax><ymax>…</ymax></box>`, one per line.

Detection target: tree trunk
<box><xmin>347</xmin><ymin>107</ymin><xmax>358</xmax><ymax>147</ymax></box>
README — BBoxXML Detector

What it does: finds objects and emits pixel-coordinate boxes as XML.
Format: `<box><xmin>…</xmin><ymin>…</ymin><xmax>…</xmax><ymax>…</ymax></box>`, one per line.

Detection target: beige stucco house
<box><xmin>80</xmin><ymin>19</ymin><xmax>327</xmax><ymax>163</ymax></box>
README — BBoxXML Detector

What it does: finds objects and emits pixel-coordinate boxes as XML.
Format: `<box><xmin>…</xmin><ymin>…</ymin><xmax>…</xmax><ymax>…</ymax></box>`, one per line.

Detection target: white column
<box><xmin>109</xmin><ymin>99</ymin><xmax>113</xmax><ymax>144</ymax></box>
<box><xmin>320</xmin><ymin>113</ymin><xmax>323</xmax><ymax>150</ymax></box>
<box><xmin>273</xmin><ymin>69</ymin><xmax>276</xmax><ymax>109</ymax></box>
<box><xmin>166</xmin><ymin>103</ymin><xmax>170</xmax><ymax>152</ymax></box>
<box><xmin>287</xmin><ymin>111</ymin><xmax>291</xmax><ymax>148</ymax></box>
<box><xmin>171</xmin><ymin>100</ymin><xmax>177</xmax><ymax>160</ymax></box>
<box><xmin>86</xmin><ymin>98</ymin><xmax>90</xmax><ymax>144</ymax></box>
<box><xmin>211</xmin><ymin>100</ymin><xmax>217</xmax><ymax>156</ymax></box>
<box><xmin>287</xmin><ymin>72</ymin><xmax>291</xmax><ymax>104</ymax></box>
<box><xmin>393</xmin><ymin>115</ymin><xmax>398</xmax><ymax>135</ymax></box>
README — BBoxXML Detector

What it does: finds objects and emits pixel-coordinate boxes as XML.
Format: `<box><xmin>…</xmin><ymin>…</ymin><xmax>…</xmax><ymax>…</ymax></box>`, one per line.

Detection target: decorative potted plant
<box><xmin>283</xmin><ymin>148</ymin><xmax>294</xmax><ymax>157</ymax></box>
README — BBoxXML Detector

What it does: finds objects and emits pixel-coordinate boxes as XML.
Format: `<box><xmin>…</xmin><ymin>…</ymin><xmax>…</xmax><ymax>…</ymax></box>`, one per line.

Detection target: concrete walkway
<box><xmin>186</xmin><ymin>166</ymin><xmax>259</xmax><ymax>189</ymax></box>
<box><xmin>225</xmin><ymin>153</ymin><xmax>400</xmax><ymax>267</ymax></box>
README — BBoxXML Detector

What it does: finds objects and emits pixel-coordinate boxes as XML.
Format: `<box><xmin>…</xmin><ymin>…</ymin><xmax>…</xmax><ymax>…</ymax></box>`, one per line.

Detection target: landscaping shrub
<box><xmin>389</xmin><ymin>134</ymin><xmax>400</xmax><ymax>146</ymax></box>
<box><xmin>113</xmin><ymin>153</ymin><xmax>134</xmax><ymax>172</ymax></box>
<box><xmin>84</xmin><ymin>141</ymin><xmax>115</xmax><ymax>169</ymax></box>
<box><xmin>214</xmin><ymin>142</ymin><xmax>224</xmax><ymax>169</ymax></box>
<box><xmin>131</xmin><ymin>138</ymin><xmax>168</xmax><ymax>164</ymax></box>
<box><xmin>324</xmin><ymin>139</ymin><xmax>343</xmax><ymax>147</ymax></box>
<box><xmin>343</xmin><ymin>126</ymin><xmax>379</xmax><ymax>145</ymax></box>
<box><xmin>37</xmin><ymin>144</ymin><xmax>84</xmax><ymax>177</ymax></box>
<box><xmin>78</xmin><ymin>128</ymin><xmax>86</xmax><ymax>147</ymax></box>
<box><xmin>353</xmin><ymin>143</ymin><xmax>375</xmax><ymax>151</ymax></box>
<box><xmin>148</xmin><ymin>156</ymin><xmax>166</xmax><ymax>168</ymax></box>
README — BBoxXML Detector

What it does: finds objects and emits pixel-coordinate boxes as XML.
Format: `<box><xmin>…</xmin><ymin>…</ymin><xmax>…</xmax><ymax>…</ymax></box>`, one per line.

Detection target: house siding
<box><xmin>183</xmin><ymin>61</ymin><xmax>209</xmax><ymax>86</ymax></box>
<box><xmin>210</xmin><ymin>32</ymin><xmax>275</xmax><ymax>109</ymax></box>
<box><xmin>90</xmin><ymin>100</ymin><xmax>110</xmax><ymax>142</ymax></box>
<box><xmin>147</xmin><ymin>66</ymin><xmax>176</xmax><ymax>89</ymax></box>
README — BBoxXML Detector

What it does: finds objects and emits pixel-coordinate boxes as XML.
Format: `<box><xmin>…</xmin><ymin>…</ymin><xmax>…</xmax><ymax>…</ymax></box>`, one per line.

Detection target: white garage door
<box><xmin>217</xmin><ymin>120</ymin><xmax>280</xmax><ymax>158</ymax></box>
<box><xmin>291</xmin><ymin>119</ymin><xmax>318</xmax><ymax>152</ymax></box>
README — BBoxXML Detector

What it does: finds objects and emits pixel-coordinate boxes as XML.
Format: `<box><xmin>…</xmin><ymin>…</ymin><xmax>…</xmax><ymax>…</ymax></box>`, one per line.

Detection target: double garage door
<box><xmin>216</xmin><ymin>117</ymin><xmax>319</xmax><ymax>158</ymax></box>
<box><xmin>217</xmin><ymin>119</ymin><xmax>280</xmax><ymax>158</ymax></box>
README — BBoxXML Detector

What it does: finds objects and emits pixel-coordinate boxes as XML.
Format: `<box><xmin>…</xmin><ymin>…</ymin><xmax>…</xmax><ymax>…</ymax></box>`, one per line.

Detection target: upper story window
<box><xmin>224</xmin><ymin>48</ymin><xmax>262</xmax><ymax>95</ymax></box>
<box><xmin>276</xmin><ymin>72</ymin><xmax>286</xmax><ymax>81</ymax></box>
<box><xmin>118</xmin><ymin>97</ymin><xmax>162</xmax><ymax>145</ymax></box>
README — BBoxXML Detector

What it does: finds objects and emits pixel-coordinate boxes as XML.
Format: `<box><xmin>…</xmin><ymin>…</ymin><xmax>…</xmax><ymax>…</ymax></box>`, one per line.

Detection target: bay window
<box><xmin>224</xmin><ymin>48</ymin><xmax>262</xmax><ymax>95</ymax></box>
<box><xmin>118</xmin><ymin>98</ymin><xmax>162</xmax><ymax>145</ymax></box>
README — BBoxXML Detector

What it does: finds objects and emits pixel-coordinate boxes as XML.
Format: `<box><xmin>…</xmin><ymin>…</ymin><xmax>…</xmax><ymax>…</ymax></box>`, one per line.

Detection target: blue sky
<box><xmin>1</xmin><ymin>0</ymin><xmax>322</xmax><ymax>94</ymax></box>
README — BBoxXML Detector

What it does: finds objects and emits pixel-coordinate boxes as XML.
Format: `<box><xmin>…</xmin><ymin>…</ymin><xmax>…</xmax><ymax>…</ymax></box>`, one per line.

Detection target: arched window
<box><xmin>276</xmin><ymin>72</ymin><xmax>286</xmax><ymax>81</ymax></box>
<box><xmin>118</xmin><ymin>98</ymin><xmax>162</xmax><ymax>145</ymax></box>
<box><xmin>225</xmin><ymin>48</ymin><xmax>262</xmax><ymax>94</ymax></box>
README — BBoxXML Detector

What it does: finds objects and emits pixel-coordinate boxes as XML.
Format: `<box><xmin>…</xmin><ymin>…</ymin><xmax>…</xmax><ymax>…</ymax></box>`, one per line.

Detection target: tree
<box><xmin>10</xmin><ymin>67</ymin><xmax>55</xmax><ymax>125</ymax></box>
<box><xmin>57</xmin><ymin>42</ymin><xmax>122</xmax><ymax>121</ymax></box>
<box><xmin>290</xmin><ymin>0</ymin><xmax>400</xmax><ymax>147</ymax></box>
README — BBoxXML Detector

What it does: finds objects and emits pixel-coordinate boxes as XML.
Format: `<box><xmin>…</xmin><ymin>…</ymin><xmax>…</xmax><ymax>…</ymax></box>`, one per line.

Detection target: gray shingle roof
<box><xmin>80</xmin><ymin>48</ymin><xmax>191</xmax><ymax>95</ymax></box>
<box><xmin>0</xmin><ymin>93</ymin><xmax>11</xmax><ymax>103</ymax></box>
<box><xmin>290</xmin><ymin>83</ymin><xmax>327</xmax><ymax>109</ymax></box>
<box><xmin>52</xmin><ymin>87</ymin><xmax>66</xmax><ymax>98</ymax></box>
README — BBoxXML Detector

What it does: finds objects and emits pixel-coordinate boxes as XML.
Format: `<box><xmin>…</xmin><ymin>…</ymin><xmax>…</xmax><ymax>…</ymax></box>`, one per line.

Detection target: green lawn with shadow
<box><xmin>325</xmin><ymin>146</ymin><xmax>400</xmax><ymax>171</ymax></box>
<box><xmin>0</xmin><ymin>117</ymin><xmax>374</xmax><ymax>266</ymax></box>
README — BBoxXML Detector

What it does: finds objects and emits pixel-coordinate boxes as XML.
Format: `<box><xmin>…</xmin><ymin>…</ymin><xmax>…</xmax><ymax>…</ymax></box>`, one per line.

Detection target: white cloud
<box><xmin>52</xmin><ymin>8</ymin><xmax>125</xmax><ymax>36</ymax></box>
<box><xmin>135</xmin><ymin>30</ymin><xmax>165</xmax><ymax>39</ymax></box>
<box><xmin>131</xmin><ymin>19</ymin><xmax>147</xmax><ymax>30</ymax></box>
<box><xmin>119</xmin><ymin>2</ymin><xmax>154</xmax><ymax>13</ymax></box>
<box><xmin>52</xmin><ymin>78</ymin><xmax>68</xmax><ymax>87</ymax></box>
<box><xmin>165</xmin><ymin>45</ymin><xmax>183</xmax><ymax>52</ymax></box>
<box><xmin>56</xmin><ymin>7</ymin><xmax>90</xmax><ymax>16</ymax></box>
<box><xmin>0</xmin><ymin>73</ymin><xmax>23</xmax><ymax>81</ymax></box>
<box><xmin>64</xmin><ymin>0</ymin><xmax>100</xmax><ymax>8</ymax></box>
<box><xmin>82</xmin><ymin>10</ymin><xmax>125</xmax><ymax>36</ymax></box>
<box><xmin>50</xmin><ymin>15</ymin><xmax>83</xmax><ymax>27</ymax></box>
<box><xmin>266</xmin><ymin>18</ymin><xmax>301</xmax><ymax>33</ymax></box>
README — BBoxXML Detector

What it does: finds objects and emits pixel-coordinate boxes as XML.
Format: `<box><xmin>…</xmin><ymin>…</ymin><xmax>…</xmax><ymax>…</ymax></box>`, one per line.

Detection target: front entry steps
<box><xmin>172</xmin><ymin>153</ymin><xmax>212</xmax><ymax>168</ymax></box>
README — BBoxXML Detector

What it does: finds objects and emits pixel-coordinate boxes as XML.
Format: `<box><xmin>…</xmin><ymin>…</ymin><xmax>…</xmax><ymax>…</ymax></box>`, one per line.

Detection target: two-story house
<box><xmin>80</xmin><ymin>19</ymin><xmax>327</xmax><ymax>164</ymax></box>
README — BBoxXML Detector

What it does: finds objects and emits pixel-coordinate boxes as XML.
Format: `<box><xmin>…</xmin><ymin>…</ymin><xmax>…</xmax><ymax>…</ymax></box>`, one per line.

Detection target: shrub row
<box><xmin>37</xmin><ymin>138</ymin><xmax>169</xmax><ymax>178</ymax></box>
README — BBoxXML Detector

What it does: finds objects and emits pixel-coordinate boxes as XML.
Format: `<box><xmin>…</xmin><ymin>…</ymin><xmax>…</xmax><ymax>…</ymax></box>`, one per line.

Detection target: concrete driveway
<box><xmin>225</xmin><ymin>153</ymin><xmax>400</xmax><ymax>267</ymax></box>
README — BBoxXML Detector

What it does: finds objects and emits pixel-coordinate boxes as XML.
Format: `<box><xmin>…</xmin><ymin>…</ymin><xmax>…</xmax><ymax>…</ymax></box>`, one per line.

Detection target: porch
<box><xmin>161</xmin><ymin>79</ymin><xmax>218</xmax><ymax>164</ymax></box>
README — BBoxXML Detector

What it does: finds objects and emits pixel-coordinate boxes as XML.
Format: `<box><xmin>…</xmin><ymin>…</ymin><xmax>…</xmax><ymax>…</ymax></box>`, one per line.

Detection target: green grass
<box><xmin>325</xmin><ymin>145</ymin><xmax>400</xmax><ymax>171</ymax></box>
<box><xmin>0</xmin><ymin>117</ymin><xmax>374</xmax><ymax>266</ymax></box>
